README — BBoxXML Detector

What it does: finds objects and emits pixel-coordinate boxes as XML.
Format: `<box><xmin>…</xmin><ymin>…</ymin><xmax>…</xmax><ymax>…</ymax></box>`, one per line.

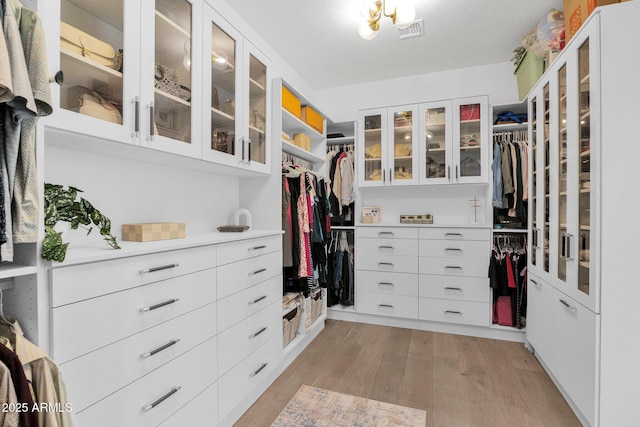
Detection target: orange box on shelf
<box><xmin>563</xmin><ymin>0</ymin><xmax>620</xmax><ymax>42</ymax></box>
<box><xmin>301</xmin><ymin>105</ymin><xmax>324</xmax><ymax>134</ymax></box>
<box><xmin>282</xmin><ymin>85</ymin><xmax>301</xmax><ymax>119</ymax></box>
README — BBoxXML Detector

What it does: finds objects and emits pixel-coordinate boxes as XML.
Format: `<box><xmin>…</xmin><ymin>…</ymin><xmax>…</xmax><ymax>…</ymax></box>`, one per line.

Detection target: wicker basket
<box><xmin>282</xmin><ymin>306</ymin><xmax>301</xmax><ymax>348</ymax></box>
<box><xmin>309</xmin><ymin>290</ymin><xmax>323</xmax><ymax>325</ymax></box>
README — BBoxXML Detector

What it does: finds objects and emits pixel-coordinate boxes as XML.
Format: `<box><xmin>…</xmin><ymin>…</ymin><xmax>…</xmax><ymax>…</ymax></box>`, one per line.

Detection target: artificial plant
<box><xmin>42</xmin><ymin>183</ymin><xmax>120</xmax><ymax>262</ymax></box>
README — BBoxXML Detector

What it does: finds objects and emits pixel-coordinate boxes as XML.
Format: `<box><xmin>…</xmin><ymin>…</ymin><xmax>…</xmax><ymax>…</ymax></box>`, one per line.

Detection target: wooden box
<box><xmin>563</xmin><ymin>0</ymin><xmax>620</xmax><ymax>42</ymax></box>
<box><xmin>121</xmin><ymin>222</ymin><xmax>186</xmax><ymax>242</ymax></box>
<box><xmin>282</xmin><ymin>85</ymin><xmax>301</xmax><ymax>119</ymax></box>
<box><xmin>301</xmin><ymin>105</ymin><xmax>324</xmax><ymax>134</ymax></box>
<box><xmin>293</xmin><ymin>133</ymin><xmax>311</xmax><ymax>151</ymax></box>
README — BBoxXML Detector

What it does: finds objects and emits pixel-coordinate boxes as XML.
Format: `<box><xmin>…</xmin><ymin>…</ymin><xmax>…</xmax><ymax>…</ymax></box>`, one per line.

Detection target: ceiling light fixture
<box><xmin>358</xmin><ymin>0</ymin><xmax>416</xmax><ymax>40</ymax></box>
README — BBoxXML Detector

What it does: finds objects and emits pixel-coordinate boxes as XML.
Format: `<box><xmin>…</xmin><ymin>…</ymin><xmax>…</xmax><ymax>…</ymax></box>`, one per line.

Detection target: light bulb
<box><xmin>183</xmin><ymin>39</ymin><xmax>191</xmax><ymax>55</ymax></box>
<box><xmin>183</xmin><ymin>54</ymin><xmax>191</xmax><ymax>70</ymax></box>
<box><xmin>404</xmin><ymin>132</ymin><xmax>412</xmax><ymax>141</ymax></box>
<box><xmin>426</xmin><ymin>131</ymin><xmax>433</xmax><ymax>140</ymax></box>
<box><xmin>212</xmin><ymin>50</ymin><xmax>229</xmax><ymax>71</ymax></box>
<box><xmin>394</xmin><ymin>2</ymin><xmax>416</xmax><ymax>29</ymax></box>
<box><xmin>358</xmin><ymin>20</ymin><xmax>379</xmax><ymax>40</ymax></box>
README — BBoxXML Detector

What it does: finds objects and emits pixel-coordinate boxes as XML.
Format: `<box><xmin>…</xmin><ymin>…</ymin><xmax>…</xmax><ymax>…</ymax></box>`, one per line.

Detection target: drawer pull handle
<box><xmin>141</xmin><ymin>339</ymin><xmax>180</xmax><ymax>358</ymax></box>
<box><xmin>250</xmin><ymin>362</ymin><xmax>268</xmax><ymax>378</ymax></box>
<box><xmin>142</xmin><ymin>386</ymin><xmax>181</xmax><ymax>412</ymax></box>
<box><xmin>249</xmin><ymin>245</ymin><xmax>267</xmax><ymax>251</ymax></box>
<box><xmin>559</xmin><ymin>299</ymin><xmax>577</xmax><ymax>311</ymax></box>
<box><xmin>445</xmin><ymin>310</ymin><xmax>462</xmax><ymax>315</ymax></box>
<box><xmin>379</xmin><ymin>304</ymin><xmax>394</xmax><ymax>308</ymax></box>
<box><xmin>445</xmin><ymin>248</ymin><xmax>463</xmax><ymax>252</ymax></box>
<box><xmin>531</xmin><ymin>279</ymin><xmax>540</xmax><ymax>287</ymax></box>
<box><xmin>445</xmin><ymin>233</ymin><xmax>463</xmax><ymax>237</ymax></box>
<box><xmin>141</xmin><ymin>298</ymin><xmax>180</xmax><ymax>312</ymax></box>
<box><xmin>378</xmin><ymin>245</ymin><xmax>394</xmax><ymax>250</ymax></box>
<box><xmin>444</xmin><ymin>266</ymin><xmax>462</xmax><ymax>270</ymax></box>
<box><xmin>444</xmin><ymin>287</ymin><xmax>462</xmax><ymax>292</ymax></box>
<box><xmin>249</xmin><ymin>326</ymin><xmax>268</xmax><ymax>339</ymax></box>
<box><xmin>378</xmin><ymin>282</ymin><xmax>394</xmax><ymax>287</ymax></box>
<box><xmin>378</xmin><ymin>262</ymin><xmax>394</xmax><ymax>266</ymax></box>
<box><xmin>378</xmin><ymin>232</ymin><xmax>395</xmax><ymax>236</ymax></box>
<box><xmin>249</xmin><ymin>295</ymin><xmax>267</xmax><ymax>305</ymax></box>
<box><xmin>250</xmin><ymin>268</ymin><xmax>267</xmax><ymax>276</ymax></box>
<box><xmin>140</xmin><ymin>263</ymin><xmax>180</xmax><ymax>274</ymax></box>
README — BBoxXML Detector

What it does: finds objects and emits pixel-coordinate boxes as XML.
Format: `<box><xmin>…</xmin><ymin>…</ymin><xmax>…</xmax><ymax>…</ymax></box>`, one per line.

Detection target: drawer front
<box><xmin>357</xmin><ymin>254</ymin><xmax>418</xmax><ymax>274</ymax></box>
<box><xmin>217</xmin><ymin>251</ymin><xmax>281</xmax><ymax>299</ymax></box>
<box><xmin>218</xmin><ymin>333</ymin><xmax>282</xmax><ymax>422</ymax></box>
<box><xmin>357</xmin><ymin>227</ymin><xmax>418</xmax><ymax>239</ymax></box>
<box><xmin>418</xmin><ymin>239</ymin><xmax>489</xmax><ymax>259</ymax></box>
<box><xmin>419</xmin><ymin>227</ymin><xmax>490</xmax><ymax>241</ymax></box>
<box><xmin>419</xmin><ymin>256</ymin><xmax>488</xmax><ymax>277</ymax></box>
<box><xmin>357</xmin><ymin>237</ymin><xmax>419</xmax><ymax>257</ymax></box>
<box><xmin>419</xmin><ymin>298</ymin><xmax>490</xmax><ymax>327</ymax></box>
<box><xmin>217</xmin><ymin>275</ymin><xmax>281</xmax><ymax>333</ymax></box>
<box><xmin>217</xmin><ymin>235</ymin><xmax>281</xmax><ymax>266</ymax></box>
<box><xmin>61</xmin><ymin>303</ymin><xmax>217</xmax><ymax>413</ymax></box>
<box><xmin>419</xmin><ymin>275</ymin><xmax>490</xmax><ymax>303</ymax></box>
<box><xmin>218</xmin><ymin>299</ymin><xmax>281</xmax><ymax>376</ymax></box>
<box><xmin>356</xmin><ymin>270</ymin><xmax>418</xmax><ymax>296</ymax></box>
<box><xmin>356</xmin><ymin>292</ymin><xmax>419</xmax><ymax>319</ymax></box>
<box><xmin>52</xmin><ymin>268</ymin><xmax>217</xmax><ymax>364</ymax></box>
<box><xmin>159</xmin><ymin>382</ymin><xmax>218</xmax><ymax>427</ymax></box>
<box><xmin>74</xmin><ymin>337</ymin><xmax>218</xmax><ymax>427</ymax></box>
<box><xmin>51</xmin><ymin>245</ymin><xmax>217</xmax><ymax>307</ymax></box>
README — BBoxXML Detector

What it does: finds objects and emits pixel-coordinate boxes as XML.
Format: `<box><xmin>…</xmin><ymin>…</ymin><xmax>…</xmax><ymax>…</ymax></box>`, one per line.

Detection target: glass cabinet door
<box><xmin>358</xmin><ymin>109</ymin><xmax>386</xmax><ymax>186</ymax></box>
<box><xmin>543</xmin><ymin>83</ymin><xmax>551</xmax><ymax>274</ymax></box>
<box><xmin>419</xmin><ymin>102</ymin><xmax>451</xmax><ymax>184</ymax></box>
<box><xmin>530</xmin><ymin>96</ymin><xmax>539</xmax><ymax>270</ymax></box>
<box><xmin>388</xmin><ymin>106</ymin><xmax>418</xmax><ymax>185</ymax></box>
<box><xmin>247</xmin><ymin>50</ymin><xmax>268</xmax><ymax>167</ymax></box>
<box><xmin>557</xmin><ymin>64</ymin><xmax>568</xmax><ymax>284</ymax></box>
<box><xmin>453</xmin><ymin>97</ymin><xmax>488</xmax><ymax>184</ymax></box>
<box><xmin>577</xmin><ymin>38</ymin><xmax>591</xmax><ymax>298</ymax></box>
<box><xmin>153</xmin><ymin>0</ymin><xmax>192</xmax><ymax>144</ymax></box>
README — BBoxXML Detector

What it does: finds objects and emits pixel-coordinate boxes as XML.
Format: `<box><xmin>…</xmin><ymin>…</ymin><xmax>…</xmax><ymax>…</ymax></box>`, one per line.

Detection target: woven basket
<box><xmin>282</xmin><ymin>306</ymin><xmax>301</xmax><ymax>348</ymax></box>
<box><xmin>310</xmin><ymin>291</ymin><xmax>323</xmax><ymax>325</ymax></box>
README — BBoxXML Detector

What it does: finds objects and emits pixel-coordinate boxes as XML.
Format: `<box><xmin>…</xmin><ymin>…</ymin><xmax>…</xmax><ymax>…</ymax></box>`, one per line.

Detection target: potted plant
<box><xmin>42</xmin><ymin>183</ymin><xmax>120</xmax><ymax>262</ymax></box>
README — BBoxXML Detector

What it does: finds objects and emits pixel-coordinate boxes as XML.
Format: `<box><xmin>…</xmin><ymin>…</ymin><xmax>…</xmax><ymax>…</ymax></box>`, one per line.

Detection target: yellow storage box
<box><xmin>301</xmin><ymin>105</ymin><xmax>324</xmax><ymax>134</ymax></box>
<box><xmin>293</xmin><ymin>133</ymin><xmax>311</xmax><ymax>151</ymax></box>
<box><xmin>122</xmin><ymin>222</ymin><xmax>186</xmax><ymax>242</ymax></box>
<box><xmin>282</xmin><ymin>85</ymin><xmax>301</xmax><ymax>118</ymax></box>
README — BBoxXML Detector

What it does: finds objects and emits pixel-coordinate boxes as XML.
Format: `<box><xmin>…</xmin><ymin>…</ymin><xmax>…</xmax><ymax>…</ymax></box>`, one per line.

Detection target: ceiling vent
<box><xmin>397</xmin><ymin>19</ymin><xmax>424</xmax><ymax>40</ymax></box>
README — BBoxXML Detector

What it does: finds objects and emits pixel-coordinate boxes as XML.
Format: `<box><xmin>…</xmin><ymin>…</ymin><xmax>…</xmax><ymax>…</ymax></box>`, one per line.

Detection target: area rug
<box><xmin>271</xmin><ymin>385</ymin><xmax>427</xmax><ymax>426</ymax></box>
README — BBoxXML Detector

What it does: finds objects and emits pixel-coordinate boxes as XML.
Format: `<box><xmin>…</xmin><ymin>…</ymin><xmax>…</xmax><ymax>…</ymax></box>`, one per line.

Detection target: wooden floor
<box><xmin>235</xmin><ymin>320</ymin><xmax>581</xmax><ymax>427</ymax></box>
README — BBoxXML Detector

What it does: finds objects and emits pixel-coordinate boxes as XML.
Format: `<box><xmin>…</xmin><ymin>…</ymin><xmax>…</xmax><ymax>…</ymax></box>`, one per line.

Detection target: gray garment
<box><xmin>492</xmin><ymin>142</ymin><xmax>503</xmax><ymax>208</ymax></box>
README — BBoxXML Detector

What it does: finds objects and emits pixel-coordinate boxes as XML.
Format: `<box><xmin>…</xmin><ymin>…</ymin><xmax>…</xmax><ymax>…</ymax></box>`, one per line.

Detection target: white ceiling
<box><xmin>223</xmin><ymin>0</ymin><xmax>563</xmax><ymax>91</ymax></box>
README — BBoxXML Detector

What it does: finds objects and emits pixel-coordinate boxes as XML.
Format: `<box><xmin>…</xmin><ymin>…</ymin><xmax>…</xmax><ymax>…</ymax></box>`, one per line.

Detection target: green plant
<box><xmin>512</xmin><ymin>46</ymin><xmax>527</xmax><ymax>69</ymax></box>
<box><xmin>42</xmin><ymin>183</ymin><xmax>120</xmax><ymax>262</ymax></box>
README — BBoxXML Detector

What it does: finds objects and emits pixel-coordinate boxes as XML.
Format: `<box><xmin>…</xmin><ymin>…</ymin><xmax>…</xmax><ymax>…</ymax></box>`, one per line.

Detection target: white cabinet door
<box><xmin>525</xmin><ymin>275</ymin><xmax>553</xmax><ymax>362</ymax></box>
<box><xmin>358</xmin><ymin>108</ymin><xmax>388</xmax><ymax>187</ymax></box>
<box><xmin>419</xmin><ymin>100</ymin><xmax>453</xmax><ymax>184</ymax></box>
<box><xmin>452</xmin><ymin>96</ymin><xmax>489</xmax><ymax>184</ymax></box>
<box><xmin>386</xmin><ymin>104</ymin><xmax>419</xmax><ymax>186</ymax></box>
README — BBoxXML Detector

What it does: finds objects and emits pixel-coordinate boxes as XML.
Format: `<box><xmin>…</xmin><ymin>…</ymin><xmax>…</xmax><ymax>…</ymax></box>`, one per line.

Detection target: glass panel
<box><xmin>154</xmin><ymin>0</ymin><xmax>192</xmax><ymax>143</ymax></box>
<box><xmin>425</xmin><ymin>107</ymin><xmax>446</xmax><ymax>179</ymax></box>
<box><xmin>210</xmin><ymin>23</ymin><xmax>236</xmax><ymax>156</ymax></box>
<box><xmin>392</xmin><ymin>110</ymin><xmax>413</xmax><ymax>181</ymax></box>
<box><xmin>578</xmin><ymin>39</ymin><xmax>591</xmax><ymax>296</ymax></box>
<box><xmin>543</xmin><ymin>83</ymin><xmax>550</xmax><ymax>273</ymax></box>
<box><xmin>248</xmin><ymin>54</ymin><xmax>267</xmax><ymax>164</ymax></box>
<box><xmin>459</xmin><ymin>103</ymin><xmax>481</xmax><ymax>177</ymax></box>
<box><xmin>531</xmin><ymin>97</ymin><xmax>537</xmax><ymax>267</ymax></box>
<box><xmin>558</xmin><ymin>64</ymin><xmax>568</xmax><ymax>283</ymax></box>
<box><xmin>363</xmin><ymin>115</ymin><xmax>383</xmax><ymax>183</ymax></box>
<box><xmin>60</xmin><ymin>0</ymin><xmax>124</xmax><ymax>124</ymax></box>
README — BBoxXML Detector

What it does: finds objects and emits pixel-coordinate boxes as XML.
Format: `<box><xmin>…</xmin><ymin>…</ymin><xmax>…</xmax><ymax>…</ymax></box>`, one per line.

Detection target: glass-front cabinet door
<box><xmin>453</xmin><ymin>97</ymin><xmax>489</xmax><ymax>184</ymax></box>
<box><xmin>557</xmin><ymin>63</ymin><xmax>568</xmax><ymax>285</ymax></box>
<box><xmin>56</xmin><ymin>0</ymin><xmax>139</xmax><ymax>144</ymax></box>
<box><xmin>245</xmin><ymin>44</ymin><xmax>269</xmax><ymax>173</ymax></box>
<box><xmin>387</xmin><ymin>105</ymin><xmax>419</xmax><ymax>185</ymax></box>
<box><xmin>529</xmin><ymin>95</ymin><xmax>539</xmax><ymax>273</ymax></box>
<box><xmin>357</xmin><ymin>108</ymin><xmax>386</xmax><ymax>187</ymax></box>
<box><xmin>419</xmin><ymin>101</ymin><xmax>452</xmax><ymax>184</ymax></box>
<box><xmin>543</xmin><ymin>82</ymin><xmax>551</xmax><ymax>276</ymax></box>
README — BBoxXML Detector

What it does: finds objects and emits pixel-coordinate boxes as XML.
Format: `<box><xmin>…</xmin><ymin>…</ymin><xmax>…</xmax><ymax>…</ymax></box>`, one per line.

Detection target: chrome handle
<box><xmin>141</xmin><ymin>339</ymin><xmax>180</xmax><ymax>359</ymax></box>
<box><xmin>383</xmin><ymin>168</ymin><xmax>386</xmax><ymax>183</ymax></box>
<box><xmin>142</xmin><ymin>386</ymin><xmax>181</xmax><ymax>412</ymax></box>
<box><xmin>148</xmin><ymin>102</ymin><xmax>155</xmax><ymax>140</ymax></box>
<box><xmin>140</xmin><ymin>263</ymin><xmax>179</xmax><ymax>274</ymax></box>
<box><xmin>249</xmin><ymin>327</ymin><xmax>268</xmax><ymax>339</ymax></box>
<box><xmin>566</xmin><ymin>233</ymin><xmax>573</xmax><ymax>260</ymax></box>
<box><xmin>445</xmin><ymin>233</ymin><xmax>463</xmax><ymax>237</ymax></box>
<box><xmin>455</xmin><ymin>165</ymin><xmax>459</xmax><ymax>180</ymax></box>
<box><xmin>379</xmin><ymin>232</ymin><xmax>394</xmax><ymax>236</ymax></box>
<box><xmin>389</xmin><ymin>168</ymin><xmax>393</xmax><ymax>182</ymax></box>
<box><xmin>445</xmin><ymin>266</ymin><xmax>462</xmax><ymax>270</ymax></box>
<box><xmin>378</xmin><ymin>282</ymin><xmax>394</xmax><ymax>287</ymax></box>
<box><xmin>378</xmin><ymin>262</ymin><xmax>394</xmax><ymax>266</ymax></box>
<box><xmin>250</xmin><ymin>268</ymin><xmax>267</xmax><ymax>276</ymax></box>
<box><xmin>249</xmin><ymin>245</ymin><xmax>266</xmax><ymax>251</ymax></box>
<box><xmin>445</xmin><ymin>248</ymin><xmax>463</xmax><ymax>252</ymax></box>
<box><xmin>378</xmin><ymin>245</ymin><xmax>394</xmax><ymax>250</ymax></box>
<box><xmin>444</xmin><ymin>287</ymin><xmax>462</xmax><ymax>291</ymax></box>
<box><xmin>445</xmin><ymin>310</ymin><xmax>462</xmax><ymax>315</ymax></box>
<box><xmin>531</xmin><ymin>279</ymin><xmax>540</xmax><ymax>287</ymax></box>
<box><xmin>250</xmin><ymin>362</ymin><xmax>268</xmax><ymax>378</ymax></box>
<box><xmin>247</xmin><ymin>138</ymin><xmax>252</xmax><ymax>163</ymax></box>
<box><xmin>241</xmin><ymin>137</ymin><xmax>245</xmax><ymax>161</ymax></box>
<box><xmin>447</xmin><ymin>166</ymin><xmax>451</xmax><ymax>182</ymax></box>
<box><xmin>559</xmin><ymin>299</ymin><xmax>577</xmax><ymax>311</ymax></box>
<box><xmin>141</xmin><ymin>298</ymin><xmax>180</xmax><ymax>312</ymax></box>
<box><xmin>249</xmin><ymin>295</ymin><xmax>267</xmax><ymax>305</ymax></box>
<box><xmin>132</xmin><ymin>97</ymin><xmax>140</xmax><ymax>137</ymax></box>
<box><xmin>378</xmin><ymin>304</ymin><xmax>393</xmax><ymax>308</ymax></box>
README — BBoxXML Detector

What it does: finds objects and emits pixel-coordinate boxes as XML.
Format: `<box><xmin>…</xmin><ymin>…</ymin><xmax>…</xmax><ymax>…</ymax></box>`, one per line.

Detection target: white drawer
<box><xmin>61</xmin><ymin>303</ymin><xmax>217</xmax><ymax>413</ymax></box>
<box><xmin>74</xmin><ymin>337</ymin><xmax>218</xmax><ymax>427</ymax></box>
<box><xmin>357</xmin><ymin>254</ymin><xmax>418</xmax><ymax>274</ymax></box>
<box><xmin>419</xmin><ymin>275</ymin><xmax>490</xmax><ymax>303</ymax></box>
<box><xmin>419</xmin><ymin>298</ymin><xmax>490</xmax><ymax>327</ymax></box>
<box><xmin>357</xmin><ymin>237</ymin><xmax>419</xmax><ymax>257</ymax></box>
<box><xmin>51</xmin><ymin>245</ymin><xmax>217</xmax><ymax>307</ymax></box>
<box><xmin>52</xmin><ymin>268</ymin><xmax>217</xmax><ymax>364</ymax></box>
<box><xmin>217</xmin><ymin>275</ymin><xmax>281</xmax><ymax>332</ymax></box>
<box><xmin>419</xmin><ymin>256</ymin><xmax>488</xmax><ymax>278</ymax></box>
<box><xmin>218</xmin><ymin>299</ymin><xmax>281</xmax><ymax>376</ymax></box>
<box><xmin>217</xmin><ymin>235</ymin><xmax>281</xmax><ymax>266</ymax></box>
<box><xmin>356</xmin><ymin>270</ymin><xmax>418</xmax><ymax>296</ymax></box>
<box><xmin>418</xmin><ymin>227</ymin><xmax>490</xmax><ymax>241</ymax></box>
<box><xmin>159</xmin><ymin>382</ymin><xmax>217</xmax><ymax>427</ymax></box>
<box><xmin>356</xmin><ymin>292</ymin><xmax>419</xmax><ymax>319</ymax></box>
<box><xmin>357</xmin><ymin>227</ymin><xmax>418</xmax><ymax>239</ymax></box>
<box><xmin>418</xmin><ymin>239</ymin><xmax>489</xmax><ymax>259</ymax></box>
<box><xmin>217</xmin><ymin>251</ymin><xmax>281</xmax><ymax>299</ymax></box>
<box><xmin>218</xmin><ymin>333</ymin><xmax>282</xmax><ymax>422</ymax></box>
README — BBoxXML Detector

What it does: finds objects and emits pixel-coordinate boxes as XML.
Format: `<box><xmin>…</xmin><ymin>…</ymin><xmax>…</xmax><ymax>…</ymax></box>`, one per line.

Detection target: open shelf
<box><xmin>282</xmin><ymin>109</ymin><xmax>323</xmax><ymax>139</ymax></box>
<box><xmin>282</xmin><ymin>140</ymin><xmax>324</xmax><ymax>164</ymax></box>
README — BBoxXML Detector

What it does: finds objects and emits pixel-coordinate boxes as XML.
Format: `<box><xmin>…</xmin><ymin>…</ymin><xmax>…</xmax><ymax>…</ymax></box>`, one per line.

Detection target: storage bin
<box><xmin>293</xmin><ymin>133</ymin><xmax>311</xmax><ymax>151</ymax></box>
<box><xmin>282</xmin><ymin>85</ymin><xmax>301</xmax><ymax>119</ymax></box>
<box><xmin>309</xmin><ymin>290</ymin><xmax>323</xmax><ymax>325</ymax></box>
<box><xmin>121</xmin><ymin>222</ymin><xmax>185</xmax><ymax>242</ymax></box>
<box><xmin>282</xmin><ymin>305</ymin><xmax>301</xmax><ymax>348</ymax></box>
<box><xmin>515</xmin><ymin>52</ymin><xmax>545</xmax><ymax>101</ymax></box>
<box><xmin>563</xmin><ymin>0</ymin><xmax>620</xmax><ymax>42</ymax></box>
<box><xmin>301</xmin><ymin>106</ymin><xmax>324</xmax><ymax>134</ymax></box>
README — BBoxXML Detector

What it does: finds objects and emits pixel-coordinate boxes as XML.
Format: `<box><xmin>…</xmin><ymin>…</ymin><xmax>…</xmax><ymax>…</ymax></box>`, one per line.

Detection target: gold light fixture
<box><xmin>358</xmin><ymin>0</ymin><xmax>416</xmax><ymax>40</ymax></box>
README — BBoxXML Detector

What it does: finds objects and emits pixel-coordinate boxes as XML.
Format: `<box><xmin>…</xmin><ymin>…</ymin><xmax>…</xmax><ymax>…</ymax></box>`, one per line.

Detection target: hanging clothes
<box><xmin>488</xmin><ymin>234</ymin><xmax>527</xmax><ymax>329</ymax></box>
<box><xmin>493</xmin><ymin>131</ymin><xmax>528</xmax><ymax>228</ymax></box>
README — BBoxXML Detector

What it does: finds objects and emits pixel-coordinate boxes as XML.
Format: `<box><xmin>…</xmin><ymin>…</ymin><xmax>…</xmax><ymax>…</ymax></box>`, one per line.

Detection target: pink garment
<box><xmin>297</xmin><ymin>174</ymin><xmax>310</xmax><ymax>278</ymax></box>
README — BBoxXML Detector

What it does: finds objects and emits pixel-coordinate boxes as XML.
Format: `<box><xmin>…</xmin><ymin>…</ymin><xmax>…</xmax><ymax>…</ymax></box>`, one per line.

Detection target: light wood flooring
<box><xmin>235</xmin><ymin>319</ymin><xmax>581</xmax><ymax>427</ymax></box>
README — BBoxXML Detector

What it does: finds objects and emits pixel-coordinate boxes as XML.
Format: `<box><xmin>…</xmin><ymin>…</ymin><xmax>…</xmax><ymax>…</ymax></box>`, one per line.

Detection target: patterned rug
<box><xmin>271</xmin><ymin>385</ymin><xmax>427</xmax><ymax>426</ymax></box>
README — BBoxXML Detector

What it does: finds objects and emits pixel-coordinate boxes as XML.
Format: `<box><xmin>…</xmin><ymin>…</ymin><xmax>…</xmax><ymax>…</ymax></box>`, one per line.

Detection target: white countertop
<box><xmin>356</xmin><ymin>223</ymin><xmax>491</xmax><ymax>229</ymax></box>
